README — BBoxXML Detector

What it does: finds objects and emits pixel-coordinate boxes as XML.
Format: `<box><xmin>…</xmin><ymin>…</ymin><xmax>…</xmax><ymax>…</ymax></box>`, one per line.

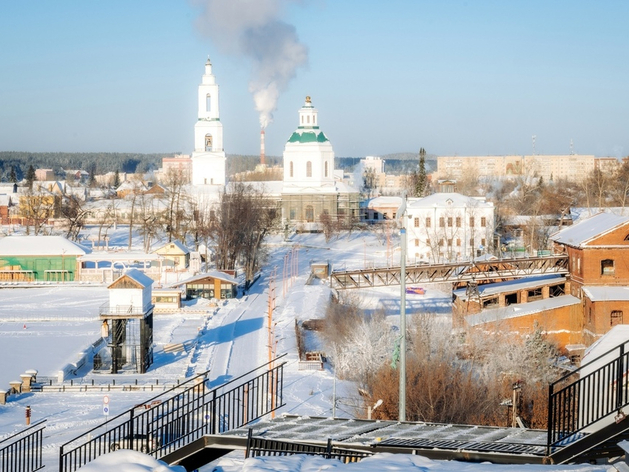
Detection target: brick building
<box><xmin>550</xmin><ymin>212</ymin><xmax>629</xmax><ymax>344</ymax></box>
<box><xmin>453</xmin><ymin>212</ymin><xmax>629</xmax><ymax>350</ymax></box>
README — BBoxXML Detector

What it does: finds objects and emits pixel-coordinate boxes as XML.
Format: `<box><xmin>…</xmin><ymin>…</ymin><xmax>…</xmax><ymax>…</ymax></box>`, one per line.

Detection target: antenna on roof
<box><xmin>532</xmin><ymin>135</ymin><xmax>536</xmax><ymax>155</ymax></box>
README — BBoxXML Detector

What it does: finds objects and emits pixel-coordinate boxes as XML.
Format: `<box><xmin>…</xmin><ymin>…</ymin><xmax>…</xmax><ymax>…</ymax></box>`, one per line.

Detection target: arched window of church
<box><xmin>290</xmin><ymin>161</ymin><xmax>294</xmax><ymax>177</ymax></box>
<box><xmin>206</xmin><ymin>94</ymin><xmax>211</xmax><ymax>112</ymax></box>
<box><xmin>205</xmin><ymin>134</ymin><xmax>212</xmax><ymax>151</ymax></box>
<box><xmin>306</xmin><ymin>161</ymin><xmax>312</xmax><ymax>177</ymax></box>
<box><xmin>313</xmin><ymin>115</ymin><xmax>316</xmax><ymax>125</ymax></box>
<box><xmin>307</xmin><ymin>115</ymin><xmax>310</xmax><ymax>124</ymax></box>
<box><xmin>324</xmin><ymin>161</ymin><xmax>328</xmax><ymax>177</ymax></box>
<box><xmin>301</xmin><ymin>116</ymin><xmax>304</xmax><ymax>125</ymax></box>
<box><xmin>305</xmin><ymin>205</ymin><xmax>314</xmax><ymax>222</ymax></box>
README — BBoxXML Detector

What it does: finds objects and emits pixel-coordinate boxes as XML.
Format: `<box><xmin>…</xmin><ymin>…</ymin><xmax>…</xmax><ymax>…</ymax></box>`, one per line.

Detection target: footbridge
<box><xmin>329</xmin><ymin>254</ymin><xmax>569</xmax><ymax>290</ymax></box>
<box><xmin>7</xmin><ymin>338</ymin><xmax>629</xmax><ymax>470</ymax></box>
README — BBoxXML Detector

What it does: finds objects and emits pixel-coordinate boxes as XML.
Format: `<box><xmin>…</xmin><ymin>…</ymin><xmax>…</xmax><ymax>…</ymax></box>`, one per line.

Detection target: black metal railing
<box><xmin>548</xmin><ymin>340</ymin><xmax>629</xmax><ymax>450</ymax></box>
<box><xmin>245</xmin><ymin>429</ymin><xmax>372</xmax><ymax>463</ymax></box>
<box><xmin>59</xmin><ymin>356</ymin><xmax>286</xmax><ymax>472</ymax></box>
<box><xmin>0</xmin><ymin>420</ymin><xmax>46</xmax><ymax>472</ymax></box>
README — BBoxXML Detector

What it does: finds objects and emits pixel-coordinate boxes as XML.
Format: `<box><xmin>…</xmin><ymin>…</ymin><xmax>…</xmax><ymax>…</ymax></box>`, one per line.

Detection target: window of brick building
<box><xmin>439</xmin><ymin>217</ymin><xmax>445</xmax><ymax>227</ymax></box>
<box><xmin>469</xmin><ymin>217</ymin><xmax>475</xmax><ymax>227</ymax></box>
<box><xmin>456</xmin><ymin>217</ymin><xmax>461</xmax><ymax>227</ymax></box>
<box><xmin>611</xmin><ymin>310</ymin><xmax>623</xmax><ymax>326</ymax></box>
<box><xmin>601</xmin><ymin>259</ymin><xmax>615</xmax><ymax>276</ymax></box>
<box><xmin>481</xmin><ymin>217</ymin><xmax>487</xmax><ymax>227</ymax></box>
<box><xmin>414</xmin><ymin>217</ymin><xmax>420</xmax><ymax>227</ymax></box>
<box><xmin>426</xmin><ymin>217</ymin><xmax>431</xmax><ymax>227</ymax></box>
<box><xmin>447</xmin><ymin>217</ymin><xmax>453</xmax><ymax>227</ymax></box>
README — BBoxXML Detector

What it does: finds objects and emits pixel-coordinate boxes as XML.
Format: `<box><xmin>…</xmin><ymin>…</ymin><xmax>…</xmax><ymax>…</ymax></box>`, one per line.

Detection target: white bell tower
<box><xmin>192</xmin><ymin>58</ymin><xmax>226</xmax><ymax>186</ymax></box>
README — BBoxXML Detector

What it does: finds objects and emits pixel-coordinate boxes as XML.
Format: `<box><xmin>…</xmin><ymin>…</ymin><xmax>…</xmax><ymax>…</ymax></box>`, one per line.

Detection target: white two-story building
<box><xmin>406</xmin><ymin>192</ymin><xmax>495</xmax><ymax>263</ymax></box>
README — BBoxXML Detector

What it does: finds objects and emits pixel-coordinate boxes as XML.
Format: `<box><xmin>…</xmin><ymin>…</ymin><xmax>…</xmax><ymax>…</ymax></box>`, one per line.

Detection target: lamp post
<box><xmin>398</xmin><ymin>197</ymin><xmax>408</xmax><ymax>422</ymax></box>
<box><xmin>400</xmin><ymin>225</ymin><xmax>407</xmax><ymax>422</ymax></box>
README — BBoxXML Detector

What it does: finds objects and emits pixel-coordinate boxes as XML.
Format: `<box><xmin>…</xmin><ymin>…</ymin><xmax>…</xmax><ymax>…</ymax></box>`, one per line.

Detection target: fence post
<box><xmin>129</xmin><ymin>408</ymin><xmax>135</xmax><ymax>451</ymax></box>
<box><xmin>212</xmin><ymin>389</ymin><xmax>217</xmax><ymax>434</ymax></box>
<box><xmin>617</xmin><ymin>344</ymin><xmax>625</xmax><ymax>411</ymax></box>
<box><xmin>547</xmin><ymin>382</ymin><xmax>554</xmax><ymax>454</ymax></box>
<box><xmin>59</xmin><ymin>444</ymin><xmax>64</xmax><ymax>472</ymax></box>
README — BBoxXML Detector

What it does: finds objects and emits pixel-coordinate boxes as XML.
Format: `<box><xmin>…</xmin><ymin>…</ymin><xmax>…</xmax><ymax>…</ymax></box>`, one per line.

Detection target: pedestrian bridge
<box><xmin>329</xmin><ymin>254</ymin><xmax>569</xmax><ymax>290</ymax></box>
<box><xmin>6</xmin><ymin>337</ymin><xmax>629</xmax><ymax>471</ymax></box>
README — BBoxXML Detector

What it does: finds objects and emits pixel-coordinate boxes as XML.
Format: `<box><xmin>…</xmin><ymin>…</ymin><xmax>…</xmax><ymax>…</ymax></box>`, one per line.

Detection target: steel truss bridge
<box><xmin>330</xmin><ymin>254</ymin><xmax>569</xmax><ymax>290</ymax></box>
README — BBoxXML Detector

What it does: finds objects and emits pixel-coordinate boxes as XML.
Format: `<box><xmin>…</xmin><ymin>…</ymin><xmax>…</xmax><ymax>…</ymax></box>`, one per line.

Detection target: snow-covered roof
<box><xmin>224</xmin><ymin>181</ymin><xmax>285</xmax><ymax>198</ymax></box>
<box><xmin>362</xmin><ymin>196</ymin><xmax>403</xmax><ymax>209</ymax></box>
<box><xmin>79</xmin><ymin>251</ymin><xmax>162</xmax><ymax>262</ymax></box>
<box><xmin>0</xmin><ymin>194</ymin><xmax>11</xmax><ymax>206</ymax></box>
<box><xmin>108</xmin><ymin>268</ymin><xmax>154</xmax><ymax>289</ymax></box>
<box><xmin>582</xmin><ymin>285</ymin><xmax>629</xmax><ymax>302</ymax></box>
<box><xmin>466</xmin><ymin>295</ymin><xmax>581</xmax><ymax>326</ymax></box>
<box><xmin>154</xmin><ymin>240</ymin><xmax>189</xmax><ymax>254</ymax></box>
<box><xmin>454</xmin><ymin>274</ymin><xmax>565</xmax><ymax>300</ymax></box>
<box><xmin>171</xmin><ymin>270</ymin><xmax>238</xmax><ymax>287</ymax></box>
<box><xmin>0</xmin><ymin>235</ymin><xmax>87</xmax><ymax>256</ymax></box>
<box><xmin>407</xmin><ymin>192</ymin><xmax>492</xmax><ymax>209</ymax></box>
<box><xmin>550</xmin><ymin>212</ymin><xmax>629</xmax><ymax>247</ymax></box>
<box><xmin>581</xmin><ymin>324</ymin><xmax>629</xmax><ymax>366</ymax></box>
<box><xmin>282</xmin><ymin>180</ymin><xmax>359</xmax><ymax>196</ymax></box>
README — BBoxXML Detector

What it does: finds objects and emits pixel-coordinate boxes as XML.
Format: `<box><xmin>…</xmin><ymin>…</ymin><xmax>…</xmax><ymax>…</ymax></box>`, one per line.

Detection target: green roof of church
<box><xmin>287</xmin><ymin>131</ymin><xmax>329</xmax><ymax>144</ymax></box>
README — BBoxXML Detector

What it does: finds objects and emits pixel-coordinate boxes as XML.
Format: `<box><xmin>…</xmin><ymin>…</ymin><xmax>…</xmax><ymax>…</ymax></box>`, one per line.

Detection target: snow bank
<box><xmin>78</xmin><ymin>450</ymin><xmax>185</xmax><ymax>472</ymax></box>
<box><xmin>214</xmin><ymin>453</ymin><xmax>610</xmax><ymax>472</ymax></box>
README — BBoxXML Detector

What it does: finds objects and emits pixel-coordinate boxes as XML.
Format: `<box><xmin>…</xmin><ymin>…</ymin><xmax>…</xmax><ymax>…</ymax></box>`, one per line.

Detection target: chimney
<box><xmin>260</xmin><ymin>129</ymin><xmax>266</xmax><ymax>166</ymax></box>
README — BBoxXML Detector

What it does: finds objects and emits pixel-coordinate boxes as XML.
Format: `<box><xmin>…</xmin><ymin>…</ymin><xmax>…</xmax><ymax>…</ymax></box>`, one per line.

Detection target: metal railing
<box><xmin>59</xmin><ymin>356</ymin><xmax>286</xmax><ymax>472</ymax></box>
<box><xmin>0</xmin><ymin>421</ymin><xmax>46</xmax><ymax>472</ymax></box>
<box><xmin>547</xmin><ymin>340</ymin><xmax>629</xmax><ymax>450</ymax></box>
<box><xmin>99</xmin><ymin>303</ymin><xmax>154</xmax><ymax>316</ymax></box>
<box><xmin>245</xmin><ymin>429</ymin><xmax>372</xmax><ymax>463</ymax></box>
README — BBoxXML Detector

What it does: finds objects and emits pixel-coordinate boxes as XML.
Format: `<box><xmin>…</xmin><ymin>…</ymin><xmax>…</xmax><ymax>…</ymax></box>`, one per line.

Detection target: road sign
<box><xmin>103</xmin><ymin>395</ymin><xmax>110</xmax><ymax>416</ymax></box>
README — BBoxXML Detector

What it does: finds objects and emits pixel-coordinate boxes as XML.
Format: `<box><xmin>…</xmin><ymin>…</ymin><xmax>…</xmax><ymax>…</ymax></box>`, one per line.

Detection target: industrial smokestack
<box><xmin>260</xmin><ymin>129</ymin><xmax>266</xmax><ymax>166</ymax></box>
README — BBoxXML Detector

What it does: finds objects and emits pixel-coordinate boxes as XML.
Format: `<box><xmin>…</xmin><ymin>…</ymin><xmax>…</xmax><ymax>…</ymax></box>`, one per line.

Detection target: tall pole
<box><xmin>399</xmin><ymin>226</ymin><xmax>407</xmax><ymax>422</ymax></box>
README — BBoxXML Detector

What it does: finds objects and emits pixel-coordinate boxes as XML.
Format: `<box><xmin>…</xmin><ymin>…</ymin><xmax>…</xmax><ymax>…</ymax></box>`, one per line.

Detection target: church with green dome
<box><xmin>281</xmin><ymin>97</ymin><xmax>360</xmax><ymax>229</ymax></box>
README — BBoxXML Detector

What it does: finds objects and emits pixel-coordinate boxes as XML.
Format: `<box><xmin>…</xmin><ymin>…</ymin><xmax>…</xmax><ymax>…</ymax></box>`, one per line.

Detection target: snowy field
<box><xmin>0</xmin><ymin>228</ymin><xmax>613</xmax><ymax>471</ymax></box>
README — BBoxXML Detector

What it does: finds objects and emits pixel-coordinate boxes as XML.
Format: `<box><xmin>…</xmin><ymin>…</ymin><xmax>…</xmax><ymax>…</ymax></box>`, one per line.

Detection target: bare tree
<box><xmin>21</xmin><ymin>189</ymin><xmax>58</xmax><ymax>235</ymax></box>
<box><xmin>161</xmin><ymin>168</ymin><xmax>189</xmax><ymax>242</ymax></box>
<box><xmin>211</xmin><ymin>182</ymin><xmax>278</xmax><ymax>286</ymax></box>
<box><xmin>61</xmin><ymin>195</ymin><xmax>87</xmax><ymax>241</ymax></box>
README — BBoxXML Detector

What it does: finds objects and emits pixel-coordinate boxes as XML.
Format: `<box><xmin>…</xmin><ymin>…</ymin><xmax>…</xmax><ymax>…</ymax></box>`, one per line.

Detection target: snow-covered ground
<box><xmin>0</xmin><ymin>228</ymin><xmax>613</xmax><ymax>471</ymax></box>
<box><xmin>81</xmin><ymin>449</ymin><xmax>611</xmax><ymax>472</ymax></box>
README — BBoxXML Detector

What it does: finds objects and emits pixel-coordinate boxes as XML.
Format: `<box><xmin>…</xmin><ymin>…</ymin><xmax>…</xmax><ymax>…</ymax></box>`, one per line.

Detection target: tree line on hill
<box><xmin>0</xmin><ymin>151</ymin><xmax>431</xmax><ymax>184</ymax></box>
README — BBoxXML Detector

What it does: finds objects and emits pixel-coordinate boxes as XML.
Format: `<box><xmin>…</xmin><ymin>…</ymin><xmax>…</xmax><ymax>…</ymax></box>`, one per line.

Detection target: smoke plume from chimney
<box><xmin>194</xmin><ymin>0</ymin><xmax>308</xmax><ymax>129</ymax></box>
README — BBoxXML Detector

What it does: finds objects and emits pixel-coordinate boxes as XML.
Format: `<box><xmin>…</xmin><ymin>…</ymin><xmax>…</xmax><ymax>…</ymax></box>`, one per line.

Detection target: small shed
<box><xmin>153</xmin><ymin>240</ymin><xmax>190</xmax><ymax>270</ymax></box>
<box><xmin>172</xmin><ymin>270</ymin><xmax>238</xmax><ymax>300</ymax></box>
<box><xmin>97</xmin><ymin>269</ymin><xmax>154</xmax><ymax>374</ymax></box>
<box><xmin>310</xmin><ymin>262</ymin><xmax>329</xmax><ymax>278</ymax></box>
<box><xmin>152</xmin><ymin>288</ymin><xmax>182</xmax><ymax>313</ymax></box>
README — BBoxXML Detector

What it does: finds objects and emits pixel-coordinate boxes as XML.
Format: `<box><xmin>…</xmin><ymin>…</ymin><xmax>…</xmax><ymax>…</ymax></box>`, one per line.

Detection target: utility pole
<box><xmin>399</xmin><ymin>195</ymin><xmax>408</xmax><ymax>422</ymax></box>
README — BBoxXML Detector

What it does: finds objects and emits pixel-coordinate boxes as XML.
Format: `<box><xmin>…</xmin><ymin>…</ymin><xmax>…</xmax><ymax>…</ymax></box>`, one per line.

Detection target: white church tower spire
<box><xmin>192</xmin><ymin>58</ymin><xmax>226</xmax><ymax>186</ymax></box>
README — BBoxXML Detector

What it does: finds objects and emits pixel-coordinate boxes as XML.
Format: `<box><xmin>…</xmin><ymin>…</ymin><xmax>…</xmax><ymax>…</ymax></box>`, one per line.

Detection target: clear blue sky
<box><xmin>1</xmin><ymin>1</ymin><xmax>627</xmax><ymax>158</ymax></box>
